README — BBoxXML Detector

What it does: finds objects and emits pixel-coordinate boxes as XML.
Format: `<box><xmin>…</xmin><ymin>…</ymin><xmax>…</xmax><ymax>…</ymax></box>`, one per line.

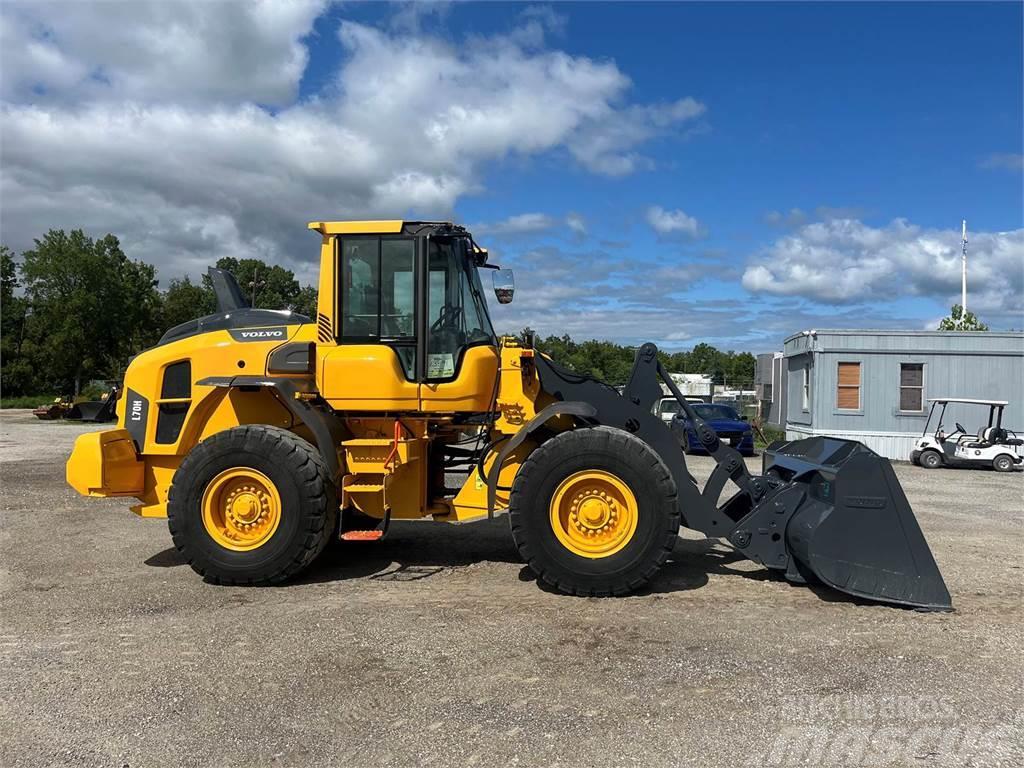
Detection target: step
<box><xmin>344</xmin><ymin>483</ymin><xmax>385</xmax><ymax>493</ymax></box>
<box><xmin>339</xmin><ymin>530</ymin><xmax>385</xmax><ymax>542</ymax></box>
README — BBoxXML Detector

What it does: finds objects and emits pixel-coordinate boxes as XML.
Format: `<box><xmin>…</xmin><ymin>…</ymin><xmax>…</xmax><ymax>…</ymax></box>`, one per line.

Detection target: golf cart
<box><xmin>911</xmin><ymin>398</ymin><xmax>1023</xmax><ymax>472</ymax></box>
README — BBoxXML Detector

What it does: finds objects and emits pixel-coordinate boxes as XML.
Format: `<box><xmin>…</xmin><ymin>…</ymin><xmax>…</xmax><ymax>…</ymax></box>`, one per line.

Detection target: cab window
<box><xmin>426</xmin><ymin>239</ymin><xmax>495</xmax><ymax>380</ymax></box>
<box><xmin>339</xmin><ymin>237</ymin><xmax>416</xmax><ymax>378</ymax></box>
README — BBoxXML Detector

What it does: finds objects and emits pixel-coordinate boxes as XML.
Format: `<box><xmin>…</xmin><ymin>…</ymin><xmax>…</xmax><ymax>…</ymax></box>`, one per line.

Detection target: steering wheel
<box><xmin>955</xmin><ymin>422</ymin><xmax>966</xmax><ymax>435</ymax></box>
<box><xmin>431</xmin><ymin>304</ymin><xmax>463</xmax><ymax>333</ymax></box>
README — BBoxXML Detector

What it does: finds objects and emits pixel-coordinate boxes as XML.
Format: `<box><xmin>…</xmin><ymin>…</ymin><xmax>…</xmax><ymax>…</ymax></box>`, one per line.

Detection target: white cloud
<box><xmin>566</xmin><ymin>212</ymin><xmax>587</xmax><ymax>237</ymax></box>
<box><xmin>646</xmin><ymin>206</ymin><xmax>701</xmax><ymax>238</ymax></box>
<box><xmin>474</xmin><ymin>211</ymin><xmax>588</xmax><ymax>239</ymax></box>
<box><xmin>980</xmin><ymin>153</ymin><xmax>1024</xmax><ymax>172</ymax></box>
<box><xmin>473</xmin><ymin>213</ymin><xmax>558</xmax><ymax>236</ymax></box>
<box><xmin>0</xmin><ymin>5</ymin><xmax>706</xmax><ymax>283</ymax></box>
<box><xmin>0</xmin><ymin>1</ymin><xmax>326</xmax><ymax>107</ymax></box>
<box><xmin>741</xmin><ymin>218</ymin><xmax>1024</xmax><ymax>321</ymax></box>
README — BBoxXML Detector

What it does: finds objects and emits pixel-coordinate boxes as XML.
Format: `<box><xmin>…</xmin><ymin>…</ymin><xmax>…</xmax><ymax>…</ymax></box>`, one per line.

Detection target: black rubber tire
<box><xmin>993</xmin><ymin>454</ymin><xmax>1015</xmax><ymax>472</ymax></box>
<box><xmin>509</xmin><ymin>426</ymin><xmax>680</xmax><ymax>596</ymax></box>
<box><xmin>167</xmin><ymin>425</ymin><xmax>338</xmax><ymax>585</ymax></box>
<box><xmin>919</xmin><ymin>450</ymin><xmax>943</xmax><ymax>469</ymax></box>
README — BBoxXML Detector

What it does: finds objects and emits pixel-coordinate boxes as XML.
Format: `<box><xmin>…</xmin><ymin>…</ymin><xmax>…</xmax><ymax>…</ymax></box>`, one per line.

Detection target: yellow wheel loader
<box><xmin>67</xmin><ymin>220</ymin><xmax>951</xmax><ymax>609</ymax></box>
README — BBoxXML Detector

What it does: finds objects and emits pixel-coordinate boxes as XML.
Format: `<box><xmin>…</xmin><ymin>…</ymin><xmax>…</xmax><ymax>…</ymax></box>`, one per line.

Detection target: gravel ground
<box><xmin>1</xmin><ymin>409</ymin><xmax>1021</xmax><ymax>768</ymax></box>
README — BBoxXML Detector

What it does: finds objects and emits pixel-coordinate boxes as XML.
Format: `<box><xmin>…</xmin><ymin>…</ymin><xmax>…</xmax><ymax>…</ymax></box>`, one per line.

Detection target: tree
<box><xmin>213</xmin><ymin>257</ymin><xmax>301</xmax><ymax>310</ymax></box>
<box><xmin>160</xmin><ymin>276</ymin><xmax>216</xmax><ymax>331</ymax></box>
<box><xmin>18</xmin><ymin>230</ymin><xmax>161</xmax><ymax>395</ymax></box>
<box><xmin>938</xmin><ymin>304</ymin><xmax>989</xmax><ymax>331</ymax></box>
<box><xmin>293</xmin><ymin>284</ymin><xmax>319</xmax><ymax>318</ymax></box>
<box><xmin>1</xmin><ymin>246</ymin><xmax>35</xmax><ymax>395</ymax></box>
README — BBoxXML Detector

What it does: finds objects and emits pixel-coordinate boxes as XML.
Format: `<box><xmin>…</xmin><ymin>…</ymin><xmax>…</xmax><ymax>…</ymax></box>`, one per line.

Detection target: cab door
<box><xmin>418</xmin><ymin>237</ymin><xmax>498</xmax><ymax>413</ymax></box>
<box><xmin>318</xmin><ymin>235</ymin><xmax>420</xmax><ymax>410</ymax></box>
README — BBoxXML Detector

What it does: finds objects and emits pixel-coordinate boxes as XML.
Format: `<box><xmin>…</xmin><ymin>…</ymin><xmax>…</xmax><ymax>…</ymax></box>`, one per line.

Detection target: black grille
<box><xmin>160</xmin><ymin>360</ymin><xmax>191</xmax><ymax>399</ymax></box>
<box><xmin>155</xmin><ymin>403</ymin><xmax>189</xmax><ymax>444</ymax></box>
<box><xmin>317</xmin><ymin>313</ymin><xmax>332</xmax><ymax>343</ymax></box>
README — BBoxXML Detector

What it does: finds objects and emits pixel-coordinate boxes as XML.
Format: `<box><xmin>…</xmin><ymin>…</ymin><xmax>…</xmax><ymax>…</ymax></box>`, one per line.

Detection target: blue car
<box><xmin>670</xmin><ymin>402</ymin><xmax>755</xmax><ymax>456</ymax></box>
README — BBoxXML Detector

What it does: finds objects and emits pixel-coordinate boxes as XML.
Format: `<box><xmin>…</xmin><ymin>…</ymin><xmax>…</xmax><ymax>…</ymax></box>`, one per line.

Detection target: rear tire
<box><xmin>993</xmin><ymin>454</ymin><xmax>1015</xmax><ymax>472</ymax></box>
<box><xmin>167</xmin><ymin>425</ymin><xmax>338</xmax><ymax>585</ymax></box>
<box><xmin>919</xmin><ymin>450</ymin><xmax>943</xmax><ymax>469</ymax></box>
<box><xmin>509</xmin><ymin>426</ymin><xmax>680</xmax><ymax>596</ymax></box>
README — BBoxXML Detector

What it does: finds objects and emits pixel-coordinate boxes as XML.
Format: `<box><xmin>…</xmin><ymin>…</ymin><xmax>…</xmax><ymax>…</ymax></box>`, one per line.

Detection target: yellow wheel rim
<box><xmin>201</xmin><ymin>468</ymin><xmax>282</xmax><ymax>552</ymax></box>
<box><xmin>549</xmin><ymin>470</ymin><xmax>639</xmax><ymax>559</ymax></box>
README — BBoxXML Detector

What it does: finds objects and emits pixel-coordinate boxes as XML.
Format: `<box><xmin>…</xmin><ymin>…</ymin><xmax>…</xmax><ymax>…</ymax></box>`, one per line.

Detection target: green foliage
<box><xmin>1</xmin><ymin>246</ymin><xmax>34</xmax><ymax>395</ymax></box>
<box><xmin>10</xmin><ymin>230</ymin><xmax>161</xmax><ymax>395</ymax></box>
<box><xmin>753</xmin><ymin>423</ymin><xmax>786</xmax><ymax>449</ymax></box>
<box><xmin>160</xmin><ymin>276</ymin><xmax>216</xmax><ymax>330</ymax></box>
<box><xmin>1</xmin><ymin>395</ymin><xmax>59</xmax><ymax>409</ymax></box>
<box><xmin>212</xmin><ymin>257</ymin><xmax>303</xmax><ymax>311</ymax></box>
<box><xmin>527</xmin><ymin>329</ymin><xmax>757</xmax><ymax>386</ymax></box>
<box><xmin>937</xmin><ymin>304</ymin><xmax>989</xmax><ymax>331</ymax></box>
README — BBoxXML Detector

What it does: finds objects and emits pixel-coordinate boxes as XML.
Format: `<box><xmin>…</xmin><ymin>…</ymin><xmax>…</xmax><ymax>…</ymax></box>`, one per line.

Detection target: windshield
<box><xmin>692</xmin><ymin>403</ymin><xmax>740</xmax><ymax>420</ymax></box>
<box><xmin>426</xmin><ymin>238</ymin><xmax>496</xmax><ymax>379</ymax></box>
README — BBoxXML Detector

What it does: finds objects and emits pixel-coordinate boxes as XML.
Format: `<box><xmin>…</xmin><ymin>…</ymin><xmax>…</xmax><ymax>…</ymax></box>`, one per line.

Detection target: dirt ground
<box><xmin>1</xmin><ymin>409</ymin><xmax>1021</xmax><ymax>767</ymax></box>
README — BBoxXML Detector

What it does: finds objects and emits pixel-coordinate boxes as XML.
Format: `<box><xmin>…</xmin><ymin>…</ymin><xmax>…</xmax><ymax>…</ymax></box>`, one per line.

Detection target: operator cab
<box><xmin>310</xmin><ymin>221</ymin><xmax>514</xmax><ymax>411</ymax></box>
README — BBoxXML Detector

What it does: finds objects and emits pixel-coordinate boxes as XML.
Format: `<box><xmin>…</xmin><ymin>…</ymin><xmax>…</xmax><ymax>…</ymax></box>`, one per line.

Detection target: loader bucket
<box><xmin>765</xmin><ymin>437</ymin><xmax>952</xmax><ymax>611</ymax></box>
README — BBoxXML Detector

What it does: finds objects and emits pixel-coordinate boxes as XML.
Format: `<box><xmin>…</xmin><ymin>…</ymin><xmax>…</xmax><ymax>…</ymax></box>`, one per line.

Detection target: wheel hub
<box><xmin>201</xmin><ymin>469</ymin><xmax>282</xmax><ymax>551</ymax></box>
<box><xmin>550</xmin><ymin>471</ymin><xmax>639</xmax><ymax>558</ymax></box>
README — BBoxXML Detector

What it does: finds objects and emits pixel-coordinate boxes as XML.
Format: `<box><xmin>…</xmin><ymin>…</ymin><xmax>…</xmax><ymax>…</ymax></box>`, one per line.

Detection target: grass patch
<box><xmin>1</xmin><ymin>395</ymin><xmax>57</xmax><ymax>409</ymax></box>
<box><xmin>754</xmin><ymin>424</ymin><xmax>786</xmax><ymax>449</ymax></box>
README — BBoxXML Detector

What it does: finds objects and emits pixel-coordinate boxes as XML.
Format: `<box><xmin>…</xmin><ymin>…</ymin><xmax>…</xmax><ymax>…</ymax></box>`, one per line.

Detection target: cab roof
<box><xmin>307</xmin><ymin>220</ymin><xmax>463</xmax><ymax>235</ymax></box>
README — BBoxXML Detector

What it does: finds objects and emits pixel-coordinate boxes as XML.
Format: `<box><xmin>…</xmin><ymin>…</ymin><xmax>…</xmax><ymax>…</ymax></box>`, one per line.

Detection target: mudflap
<box><xmin>753</xmin><ymin>437</ymin><xmax>952</xmax><ymax>611</ymax></box>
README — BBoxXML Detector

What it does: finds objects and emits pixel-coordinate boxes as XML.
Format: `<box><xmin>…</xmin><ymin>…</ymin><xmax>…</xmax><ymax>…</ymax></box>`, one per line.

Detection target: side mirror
<box><xmin>492</xmin><ymin>269</ymin><xmax>514</xmax><ymax>304</ymax></box>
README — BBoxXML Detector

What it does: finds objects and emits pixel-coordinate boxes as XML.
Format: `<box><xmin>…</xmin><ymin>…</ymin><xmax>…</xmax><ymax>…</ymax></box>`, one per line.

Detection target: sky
<box><xmin>1</xmin><ymin>1</ymin><xmax>1021</xmax><ymax>352</ymax></box>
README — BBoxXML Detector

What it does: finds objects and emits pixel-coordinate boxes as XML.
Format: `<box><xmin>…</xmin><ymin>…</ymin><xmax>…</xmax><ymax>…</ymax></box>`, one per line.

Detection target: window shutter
<box><xmin>837</xmin><ymin>362</ymin><xmax>860</xmax><ymax>410</ymax></box>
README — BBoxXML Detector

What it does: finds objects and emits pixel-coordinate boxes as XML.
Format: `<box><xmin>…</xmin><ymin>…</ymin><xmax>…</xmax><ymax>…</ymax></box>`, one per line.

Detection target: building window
<box><xmin>801</xmin><ymin>366</ymin><xmax>810</xmax><ymax>410</ymax></box>
<box><xmin>837</xmin><ymin>362</ymin><xmax>861</xmax><ymax>410</ymax></box>
<box><xmin>900</xmin><ymin>363</ymin><xmax>924</xmax><ymax>412</ymax></box>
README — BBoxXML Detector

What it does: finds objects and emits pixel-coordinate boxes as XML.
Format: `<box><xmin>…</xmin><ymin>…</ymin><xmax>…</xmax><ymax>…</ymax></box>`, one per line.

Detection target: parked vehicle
<box><xmin>653</xmin><ymin>395</ymin><xmax>704</xmax><ymax>424</ymax></box>
<box><xmin>911</xmin><ymin>398</ymin><xmax>1023</xmax><ymax>472</ymax></box>
<box><xmin>33</xmin><ymin>396</ymin><xmax>73</xmax><ymax>420</ymax></box>
<box><xmin>671</xmin><ymin>402</ymin><xmax>755</xmax><ymax>456</ymax></box>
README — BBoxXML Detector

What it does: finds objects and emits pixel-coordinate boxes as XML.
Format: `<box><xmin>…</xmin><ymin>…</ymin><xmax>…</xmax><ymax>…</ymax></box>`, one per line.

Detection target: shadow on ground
<box><xmin>143</xmin><ymin>519</ymin><xmax>876</xmax><ymax>605</ymax></box>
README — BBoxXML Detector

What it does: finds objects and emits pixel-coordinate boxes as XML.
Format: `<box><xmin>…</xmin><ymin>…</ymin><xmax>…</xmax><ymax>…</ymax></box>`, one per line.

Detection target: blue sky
<box><xmin>2</xmin><ymin>1</ymin><xmax>1021</xmax><ymax>351</ymax></box>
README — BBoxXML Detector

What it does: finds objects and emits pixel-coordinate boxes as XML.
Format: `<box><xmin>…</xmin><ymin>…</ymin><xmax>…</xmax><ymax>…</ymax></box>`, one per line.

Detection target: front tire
<box><xmin>167</xmin><ymin>425</ymin><xmax>338</xmax><ymax>585</ymax></box>
<box><xmin>919</xmin><ymin>449</ymin><xmax>943</xmax><ymax>469</ymax></box>
<box><xmin>993</xmin><ymin>454</ymin><xmax>1015</xmax><ymax>472</ymax></box>
<box><xmin>509</xmin><ymin>426</ymin><xmax>680</xmax><ymax>596</ymax></box>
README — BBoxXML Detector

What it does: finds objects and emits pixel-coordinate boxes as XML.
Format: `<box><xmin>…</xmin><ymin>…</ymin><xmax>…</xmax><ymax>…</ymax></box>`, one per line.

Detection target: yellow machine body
<box><xmin>68</xmin><ymin>221</ymin><xmax>549</xmax><ymax>526</ymax></box>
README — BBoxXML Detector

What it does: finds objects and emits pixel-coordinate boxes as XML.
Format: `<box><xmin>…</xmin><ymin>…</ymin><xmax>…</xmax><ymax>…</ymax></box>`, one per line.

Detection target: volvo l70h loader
<box><xmin>67</xmin><ymin>220</ymin><xmax>951</xmax><ymax>609</ymax></box>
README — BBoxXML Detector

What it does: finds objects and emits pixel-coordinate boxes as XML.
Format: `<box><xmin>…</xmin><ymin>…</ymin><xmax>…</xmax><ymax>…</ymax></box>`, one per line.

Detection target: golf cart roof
<box><xmin>928</xmin><ymin>398</ymin><xmax>1008</xmax><ymax>406</ymax></box>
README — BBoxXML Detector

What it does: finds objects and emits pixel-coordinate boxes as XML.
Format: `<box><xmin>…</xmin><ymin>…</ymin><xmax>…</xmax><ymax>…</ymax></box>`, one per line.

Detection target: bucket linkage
<box><xmin>531</xmin><ymin>342</ymin><xmax>952</xmax><ymax>611</ymax></box>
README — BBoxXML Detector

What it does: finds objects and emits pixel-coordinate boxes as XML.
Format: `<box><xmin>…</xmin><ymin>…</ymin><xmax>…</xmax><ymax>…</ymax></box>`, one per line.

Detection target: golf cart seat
<box><xmin>964</xmin><ymin>426</ymin><xmax>990</xmax><ymax>448</ymax></box>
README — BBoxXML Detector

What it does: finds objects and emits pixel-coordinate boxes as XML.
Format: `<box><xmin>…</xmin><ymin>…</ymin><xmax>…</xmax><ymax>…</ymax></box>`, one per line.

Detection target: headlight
<box><xmin>743</xmin><ymin>429</ymin><xmax>752</xmax><ymax>436</ymax></box>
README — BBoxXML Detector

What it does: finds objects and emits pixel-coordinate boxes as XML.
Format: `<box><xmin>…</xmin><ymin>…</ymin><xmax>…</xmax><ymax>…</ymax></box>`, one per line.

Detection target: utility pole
<box><xmin>249</xmin><ymin>267</ymin><xmax>266</xmax><ymax>308</ymax></box>
<box><xmin>961</xmin><ymin>219</ymin><xmax>968</xmax><ymax>315</ymax></box>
